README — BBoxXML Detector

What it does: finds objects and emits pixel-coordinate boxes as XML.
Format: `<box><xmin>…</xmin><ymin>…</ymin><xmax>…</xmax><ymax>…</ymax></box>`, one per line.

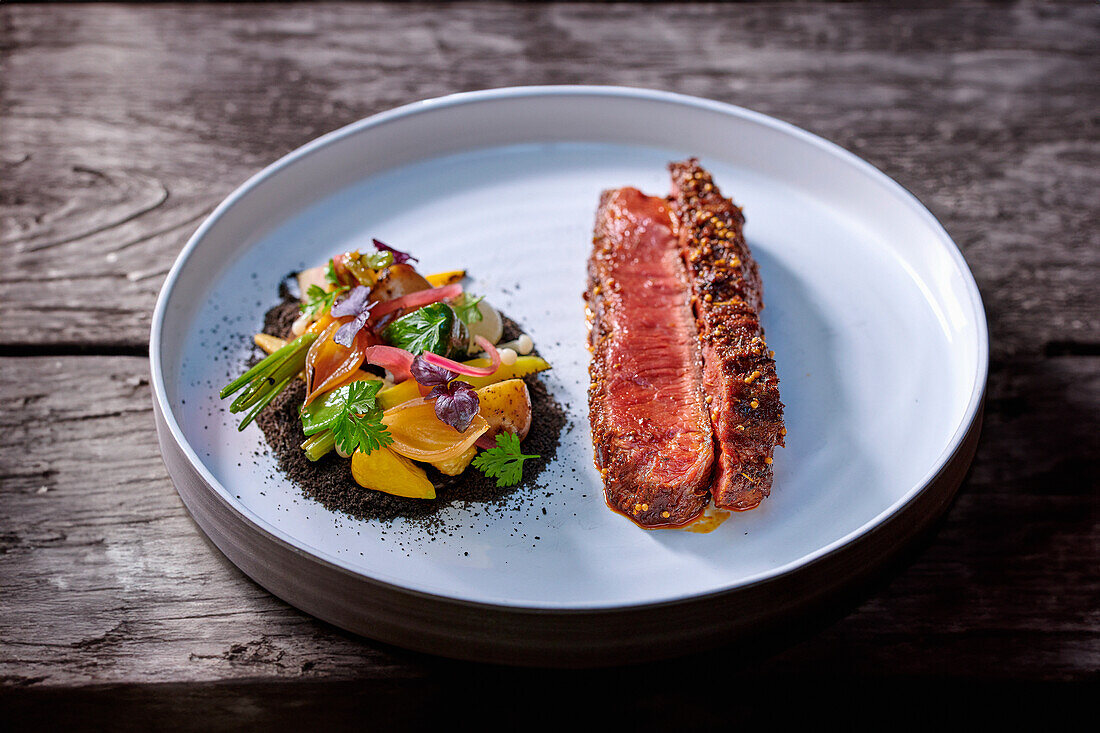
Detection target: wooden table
<box><xmin>2</xmin><ymin>2</ymin><xmax>1096</xmax><ymax>725</ymax></box>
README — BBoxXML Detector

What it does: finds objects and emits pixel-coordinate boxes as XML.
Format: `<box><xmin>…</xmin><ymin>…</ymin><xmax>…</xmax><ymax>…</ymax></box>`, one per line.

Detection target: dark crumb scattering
<box><xmin>252</xmin><ymin>295</ymin><xmax>565</xmax><ymax>523</ymax></box>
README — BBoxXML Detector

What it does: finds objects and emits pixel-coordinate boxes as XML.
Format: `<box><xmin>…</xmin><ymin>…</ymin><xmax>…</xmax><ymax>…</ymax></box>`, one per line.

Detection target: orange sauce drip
<box><xmin>606</xmin><ymin>499</ymin><xmax>733</xmax><ymax>532</ymax></box>
<box><xmin>681</xmin><ymin>505</ymin><xmax>731</xmax><ymax>533</ymax></box>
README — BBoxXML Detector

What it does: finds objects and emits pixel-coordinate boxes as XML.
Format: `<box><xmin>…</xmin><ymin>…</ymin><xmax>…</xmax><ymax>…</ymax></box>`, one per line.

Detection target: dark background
<box><xmin>1</xmin><ymin>1</ymin><xmax>1097</xmax><ymax>727</ymax></box>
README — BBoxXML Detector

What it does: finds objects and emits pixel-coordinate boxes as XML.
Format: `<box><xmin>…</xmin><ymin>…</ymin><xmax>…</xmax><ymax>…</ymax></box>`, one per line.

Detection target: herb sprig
<box><xmin>471</xmin><ymin>432</ymin><xmax>539</xmax><ymax>487</ymax></box>
<box><xmin>301</xmin><ymin>381</ymin><xmax>392</xmax><ymax>457</ymax></box>
<box><xmin>452</xmin><ymin>293</ymin><xmax>485</xmax><ymax>325</ymax></box>
<box><xmin>301</xmin><ymin>283</ymin><xmax>349</xmax><ymax>319</ymax></box>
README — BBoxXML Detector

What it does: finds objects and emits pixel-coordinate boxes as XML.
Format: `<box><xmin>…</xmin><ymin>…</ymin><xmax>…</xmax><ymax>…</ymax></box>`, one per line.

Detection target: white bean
<box><xmin>515</xmin><ymin>333</ymin><xmax>533</xmax><ymax>355</ymax></box>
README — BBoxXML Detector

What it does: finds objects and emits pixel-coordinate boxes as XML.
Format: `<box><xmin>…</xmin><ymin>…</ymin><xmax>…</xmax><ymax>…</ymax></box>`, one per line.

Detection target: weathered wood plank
<box><xmin>1</xmin><ymin>0</ymin><xmax>1097</xmax><ymax>711</ymax></box>
<box><xmin>1</xmin><ymin>2</ymin><xmax>1097</xmax><ymax>356</ymax></box>
<box><xmin>1</xmin><ymin>355</ymin><xmax>1095</xmax><ymax>688</ymax></box>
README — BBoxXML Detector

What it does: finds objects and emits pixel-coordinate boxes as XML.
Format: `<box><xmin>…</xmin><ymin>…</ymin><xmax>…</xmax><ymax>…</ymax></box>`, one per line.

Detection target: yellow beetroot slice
<box><xmin>351</xmin><ymin>446</ymin><xmax>435</xmax><ymax>499</ymax></box>
<box><xmin>382</xmin><ymin>398</ymin><xmax>488</xmax><ymax>462</ymax></box>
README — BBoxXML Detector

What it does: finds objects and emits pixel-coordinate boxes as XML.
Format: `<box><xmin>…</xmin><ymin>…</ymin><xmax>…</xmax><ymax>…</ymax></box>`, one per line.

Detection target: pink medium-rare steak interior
<box><xmin>585</xmin><ymin>187</ymin><xmax>713</xmax><ymax>527</ymax></box>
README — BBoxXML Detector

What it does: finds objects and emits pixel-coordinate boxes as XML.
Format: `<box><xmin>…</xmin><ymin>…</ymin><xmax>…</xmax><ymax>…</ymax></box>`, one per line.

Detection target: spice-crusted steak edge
<box><xmin>669</xmin><ymin>159</ymin><xmax>785</xmax><ymax>510</ymax></box>
<box><xmin>585</xmin><ymin>187</ymin><xmax>713</xmax><ymax>527</ymax></box>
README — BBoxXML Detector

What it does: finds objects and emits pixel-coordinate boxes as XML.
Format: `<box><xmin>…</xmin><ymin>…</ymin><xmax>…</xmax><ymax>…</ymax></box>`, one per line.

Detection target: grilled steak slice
<box><xmin>669</xmin><ymin>159</ymin><xmax>785</xmax><ymax>510</ymax></box>
<box><xmin>586</xmin><ymin>187</ymin><xmax>714</xmax><ymax>527</ymax></box>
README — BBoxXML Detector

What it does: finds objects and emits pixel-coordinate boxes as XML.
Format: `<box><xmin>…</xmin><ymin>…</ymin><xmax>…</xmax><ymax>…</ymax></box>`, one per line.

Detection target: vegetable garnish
<box><xmin>221</xmin><ymin>332</ymin><xmax>318</xmax><ymax>430</ymax></box>
<box><xmin>370</xmin><ymin>283</ymin><xmax>464</xmax><ymax>321</ymax></box>
<box><xmin>357</xmin><ymin>250</ymin><xmax>395</xmax><ymax>271</ymax></box>
<box><xmin>421</xmin><ymin>335</ymin><xmax>501</xmax><ymax>378</ymax></box>
<box><xmin>330</xmin><ymin>285</ymin><xmax>376</xmax><ymax>347</ymax></box>
<box><xmin>381</xmin><ymin>303</ymin><xmax>467</xmax><ymax>358</ymax></box>
<box><xmin>361</xmin><ymin>345</ymin><xmax>416</xmax><ymax>383</ymax></box>
<box><xmin>304</xmin><ymin>320</ymin><xmax>373</xmax><ymax>404</ymax></box>
<box><xmin>471</xmin><ymin>432</ymin><xmax>540</xmax><ymax>487</ymax></box>
<box><xmin>411</xmin><ymin>355</ymin><xmax>480</xmax><ymax>432</ymax></box>
<box><xmin>301</xmin><ymin>283</ymin><xmax>349</xmax><ymax>319</ymax></box>
<box><xmin>409</xmin><ymin>354</ymin><xmax>456</xmax><ymax>388</ymax></box>
<box><xmin>373</xmin><ymin>238</ymin><xmax>417</xmax><ymax>264</ymax></box>
<box><xmin>324</xmin><ymin>258</ymin><xmax>340</xmax><ymax>285</ymax></box>
<box><xmin>431</xmin><ymin>381</ymin><xmax>480</xmax><ymax>432</ymax></box>
<box><xmin>451</xmin><ymin>293</ymin><xmax>485</xmax><ymax>325</ymax></box>
<box><xmin>301</xmin><ymin>380</ymin><xmax>393</xmax><ymax>458</ymax></box>
<box><xmin>224</xmin><ymin>237</ymin><xmax>553</xmax><ymax>502</ymax></box>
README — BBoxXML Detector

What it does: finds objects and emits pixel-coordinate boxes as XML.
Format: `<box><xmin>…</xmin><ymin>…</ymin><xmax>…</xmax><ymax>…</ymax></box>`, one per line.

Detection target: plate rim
<box><xmin>150</xmin><ymin>85</ymin><xmax>989</xmax><ymax>612</ymax></box>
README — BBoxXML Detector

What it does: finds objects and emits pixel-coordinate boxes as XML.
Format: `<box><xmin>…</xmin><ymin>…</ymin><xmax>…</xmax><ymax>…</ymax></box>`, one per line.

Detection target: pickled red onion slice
<box><xmin>361</xmin><ymin>345</ymin><xmax>416</xmax><ymax>383</ymax></box>
<box><xmin>371</xmin><ymin>283</ymin><xmax>463</xmax><ymax>320</ymax></box>
<box><xmin>421</xmin><ymin>336</ymin><xmax>501</xmax><ymax>377</ymax></box>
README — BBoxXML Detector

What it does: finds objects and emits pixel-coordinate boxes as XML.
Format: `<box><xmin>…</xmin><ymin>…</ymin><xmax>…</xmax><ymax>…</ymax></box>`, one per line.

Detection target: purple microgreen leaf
<box><xmin>333</xmin><ymin>309</ymin><xmax>372</xmax><ymax>347</ymax></box>
<box><xmin>330</xmin><ymin>285</ymin><xmax>370</xmax><ymax>318</ymax></box>
<box><xmin>372</xmin><ymin>238</ymin><xmax>418</xmax><ymax>264</ymax></box>
<box><xmin>410</xmin><ymin>355</ymin><xmax>455</xmax><ymax>389</ymax></box>
<box><xmin>430</xmin><ymin>381</ymin><xmax>479</xmax><ymax>432</ymax></box>
<box><xmin>330</xmin><ymin>286</ymin><xmax>376</xmax><ymax>347</ymax></box>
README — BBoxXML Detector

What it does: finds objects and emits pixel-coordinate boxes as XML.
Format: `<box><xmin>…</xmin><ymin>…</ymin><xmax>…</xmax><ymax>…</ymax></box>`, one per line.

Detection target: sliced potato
<box><xmin>351</xmin><ymin>446</ymin><xmax>435</xmax><ymax>499</ymax></box>
<box><xmin>476</xmin><ymin>379</ymin><xmax>532</xmax><ymax>441</ymax></box>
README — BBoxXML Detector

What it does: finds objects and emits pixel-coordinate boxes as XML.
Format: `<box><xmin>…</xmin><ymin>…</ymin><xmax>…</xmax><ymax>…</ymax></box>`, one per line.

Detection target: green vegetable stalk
<box><xmin>220</xmin><ymin>332</ymin><xmax>317</xmax><ymax>430</ymax></box>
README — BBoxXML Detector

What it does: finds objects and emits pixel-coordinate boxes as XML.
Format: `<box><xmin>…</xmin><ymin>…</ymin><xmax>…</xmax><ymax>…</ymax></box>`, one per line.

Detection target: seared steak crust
<box><xmin>586</xmin><ymin>188</ymin><xmax>713</xmax><ymax>527</ymax></box>
<box><xmin>669</xmin><ymin>159</ymin><xmax>785</xmax><ymax>510</ymax></box>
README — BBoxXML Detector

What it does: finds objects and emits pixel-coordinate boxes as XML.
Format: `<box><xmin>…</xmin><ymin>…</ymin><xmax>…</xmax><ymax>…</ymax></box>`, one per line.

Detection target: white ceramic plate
<box><xmin>151</xmin><ymin>86</ymin><xmax>987</xmax><ymax>665</ymax></box>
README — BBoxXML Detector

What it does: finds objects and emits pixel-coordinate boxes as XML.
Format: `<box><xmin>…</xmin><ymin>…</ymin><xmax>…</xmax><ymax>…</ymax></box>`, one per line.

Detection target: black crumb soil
<box><xmin>252</xmin><ymin>296</ymin><xmax>566</xmax><ymax>523</ymax></box>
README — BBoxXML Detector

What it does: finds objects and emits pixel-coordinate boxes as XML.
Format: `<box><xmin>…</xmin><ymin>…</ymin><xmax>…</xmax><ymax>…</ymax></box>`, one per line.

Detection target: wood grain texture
<box><xmin>0</xmin><ymin>349</ymin><xmax>1095</xmax><ymax>689</ymax></box>
<box><xmin>2</xmin><ymin>2</ymin><xmax>1097</xmax><ymax>356</ymax></box>
<box><xmin>1</xmin><ymin>0</ymin><xmax>1097</xmax><ymax>718</ymax></box>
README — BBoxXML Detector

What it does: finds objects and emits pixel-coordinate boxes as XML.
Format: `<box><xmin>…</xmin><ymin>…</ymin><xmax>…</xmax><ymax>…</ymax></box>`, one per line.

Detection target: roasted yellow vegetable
<box><xmin>376</xmin><ymin>355</ymin><xmax>550</xmax><ymax>409</ymax></box>
<box><xmin>476</xmin><ymin>379</ymin><xmax>532</xmax><ymax>441</ymax></box>
<box><xmin>425</xmin><ymin>269</ymin><xmax>466</xmax><ymax>287</ymax></box>
<box><xmin>351</xmin><ymin>446</ymin><xmax>435</xmax><ymax>499</ymax></box>
<box><xmin>254</xmin><ymin>333</ymin><xmax>288</xmax><ymax>355</ymax></box>
<box><xmin>382</xmin><ymin>399</ymin><xmax>489</xmax><ymax>462</ymax></box>
<box><xmin>432</xmin><ymin>444</ymin><xmax>477</xmax><ymax>476</ymax></box>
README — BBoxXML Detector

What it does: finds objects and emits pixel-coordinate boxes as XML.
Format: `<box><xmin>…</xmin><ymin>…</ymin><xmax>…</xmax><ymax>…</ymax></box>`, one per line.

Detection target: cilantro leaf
<box><xmin>324</xmin><ymin>258</ymin><xmax>339</xmax><ymax>285</ymax></box>
<box><xmin>452</xmin><ymin>293</ymin><xmax>485</xmax><ymax>325</ymax></box>
<box><xmin>301</xmin><ymin>283</ymin><xmax>349</xmax><ymax>318</ymax></box>
<box><xmin>332</xmin><ymin>408</ymin><xmax>392</xmax><ymax>457</ymax></box>
<box><xmin>301</xmin><ymin>381</ymin><xmax>392</xmax><ymax>457</ymax></box>
<box><xmin>471</xmin><ymin>432</ymin><xmax>539</xmax><ymax>487</ymax></box>
<box><xmin>343</xmin><ymin>380</ymin><xmax>382</xmax><ymax>415</ymax></box>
